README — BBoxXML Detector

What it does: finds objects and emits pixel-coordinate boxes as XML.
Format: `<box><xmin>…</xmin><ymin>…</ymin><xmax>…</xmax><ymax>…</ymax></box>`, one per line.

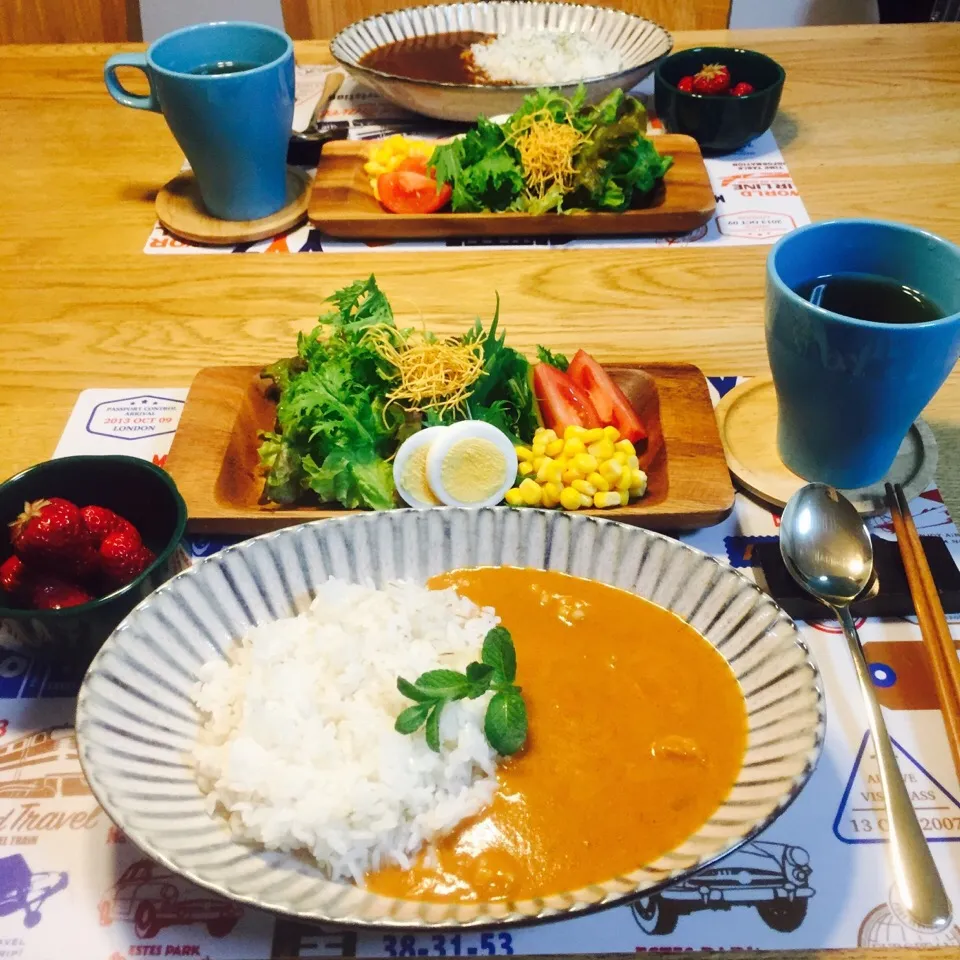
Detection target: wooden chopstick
<box><xmin>886</xmin><ymin>482</ymin><xmax>960</xmax><ymax>779</ymax></box>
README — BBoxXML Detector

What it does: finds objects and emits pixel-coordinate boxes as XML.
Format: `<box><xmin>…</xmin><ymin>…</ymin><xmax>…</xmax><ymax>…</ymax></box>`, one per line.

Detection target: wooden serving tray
<box><xmin>166</xmin><ymin>363</ymin><xmax>734</xmax><ymax>534</ymax></box>
<box><xmin>307</xmin><ymin>136</ymin><xmax>715</xmax><ymax>240</ymax></box>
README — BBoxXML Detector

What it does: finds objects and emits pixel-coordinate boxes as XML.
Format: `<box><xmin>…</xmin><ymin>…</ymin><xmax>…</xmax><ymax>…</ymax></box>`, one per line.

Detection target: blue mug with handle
<box><xmin>766</xmin><ymin>218</ymin><xmax>960</xmax><ymax>489</ymax></box>
<box><xmin>105</xmin><ymin>21</ymin><xmax>294</xmax><ymax>222</ymax></box>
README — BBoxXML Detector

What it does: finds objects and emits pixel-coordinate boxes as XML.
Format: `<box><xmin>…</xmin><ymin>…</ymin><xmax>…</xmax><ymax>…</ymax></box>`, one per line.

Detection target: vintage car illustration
<box><xmin>632</xmin><ymin>841</ymin><xmax>814</xmax><ymax>934</ymax></box>
<box><xmin>99</xmin><ymin>859</ymin><xmax>243</xmax><ymax>939</ymax></box>
<box><xmin>0</xmin><ymin>854</ymin><xmax>68</xmax><ymax>928</ymax></box>
<box><xmin>0</xmin><ymin>726</ymin><xmax>90</xmax><ymax>799</ymax></box>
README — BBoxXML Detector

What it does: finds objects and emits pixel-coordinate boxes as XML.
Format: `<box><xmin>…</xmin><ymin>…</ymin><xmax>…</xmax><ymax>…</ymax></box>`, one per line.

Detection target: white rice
<box><xmin>468</xmin><ymin>31</ymin><xmax>624</xmax><ymax>86</ymax></box>
<box><xmin>192</xmin><ymin>577</ymin><xmax>501</xmax><ymax>884</ymax></box>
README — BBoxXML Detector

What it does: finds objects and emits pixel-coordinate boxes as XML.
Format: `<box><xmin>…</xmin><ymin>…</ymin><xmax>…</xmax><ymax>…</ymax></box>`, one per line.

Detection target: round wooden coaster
<box><xmin>155</xmin><ymin>167</ymin><xmax>312</xmax><ymax>245</ymax></box>
<box><xmin>715</xmin><ymin>376</ymin><xmax>938</xmax><ymax>516</ymax></box>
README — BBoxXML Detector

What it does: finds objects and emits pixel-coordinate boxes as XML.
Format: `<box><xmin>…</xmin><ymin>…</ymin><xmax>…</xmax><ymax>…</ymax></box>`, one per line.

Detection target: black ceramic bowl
<box><xmin>0</xmin><ymin>456</ymin><xmax>187</xmax><ymax>655</ymax></box>
<box><xmin>655</xmin><ymin>47</ymin><xmax>785</xmax><ymax>155</ymax></box>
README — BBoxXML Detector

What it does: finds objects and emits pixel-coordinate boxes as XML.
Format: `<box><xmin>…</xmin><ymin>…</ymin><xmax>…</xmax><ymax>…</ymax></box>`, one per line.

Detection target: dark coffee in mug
<box><xmin>188</xmin><ymin>60</ymin><xmax>262</xmax><ymax>76</ymax></box>
<box><xmin>793</xmin><ymin>271</ymin><xmax>943</xmax><ymax>325</ymax></box>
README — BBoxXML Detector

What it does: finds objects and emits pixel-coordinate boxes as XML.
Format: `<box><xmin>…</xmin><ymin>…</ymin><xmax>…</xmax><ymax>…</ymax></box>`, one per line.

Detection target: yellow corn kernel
<box><xmin>531</xmin><ymin>441</ymin><xmax>547</xmax><ymax>458</ymax></box>
<box><xmin>594</xmin><ymin>491</ymin><xmax>621</xmax><ymax>509</ymax></box>
<box><xmin>627</xmin><ymin>455</ymin><xmax>640</xmax><ymax>471</ymax></box>
<box><xmin>554</xmin><ymin>455</ymin><xmax>569</xmax><ymax>471</ymax></box>
<box><xmin>562</xmin><ymin>437</ymin><xmax>586</xmax><ymax>458</ymax></box>
<box><xmin>613</xmin><ymin>451</ymin><xmax>629</xmax><ymax>465</ymax></box>
<box><xmin>631</xmin><ymin>468</ymin><xmax>646</xmax><ymax>488</ymax></box>
<box><xmin>615</xmin><ymin>439</ymin><xmax>636</xmax><ymax>456</ymax></box>
<box><xmin>518</xmin><ymin>478</ymin><xmax>543</xmax><ymax>506</ymax></box>
<box><xmin>630</xmin><ymin>471</ymin><xmax>648</xmax><ymax>498</ymax></box>
<box><xmin>587</xmin><ymin>471</ymin><xmax>610</xmax><ymax>493</ymax></box>
<box><xmin>545</xmin><ymin>438</ymin><xmax>564</xmax><ymax>458</ymax></box>
<box><xmin>579</xmin><ymin>493</ymin><xmax>593</xmax><ymax>508</ymax></box>
<box><xmin>583</xmin><ymin>427</ymin><xmax>605</xmax><ymax>444</ymax></box>
<box><xmin>619</xmin><ymin>489</ymin><xmax>630</xmax><ymax>506</ymax></box>
<box><xmin>599</xmin><ymin>459</ymin><xmax>623</xmax><ymax>483</ymax></box>
<box><xmin>615</xmin><ymin>467</ymin><xmax>632</xmax><ymax>491</ymax></box>
<box><xmin>518</xmin><ymin>461</ymin><xmax>534</xmax><ymax>477</ymax></box>
<box><xmin>573</xmin><ymin>453</ymin><xmax>598</xmax><ymax>475</ymax></box>
<box><xmin>532</xmin><ymin>456</ymin><xmax>546</xmax><ymax>471</ymax></box>
<box><xmin>542</xmin><ymin>482</ymin><xmax>562</xmax><ymax>508</ymax></box>
<box><xmin>515</xmin><ymin>445</ymin><xmax>534</xmax><ymax>463</ymax></box>
<box><xmin>538</xmin><ymin>428</ymin><xmax>558</xmax><ymax>444</ymax></box>
<box><xmin>505</xmin><ymin>487</ymin><xmax>525</xmax><ymax>506</ymax></box>
<box><xmin>587</xmin><ymin>439</ymin><xmax>616</xmax><ymax>461</ymax></box>
<box><xmin>561</xmin><ymin>468</ymin><xmax>581</xmax><ymax>485</ymax></box>
<box><xmin>572</xmin><ymin>478</ymin><xmax>597</xmax><ymax>497</ymax></box>
<box><xmin>564</xmin><ymin>424</ymin><xmax>587</xmax><ymax>440</ymax></box>
<box><xmin>560</xmin><ymin>486</ymin><xmax>583</xmax><ymax>511</ymax></box>
<box><xmin>537</xmin><ymin>459</ymin><xmax>563</xmax><ymax>484</ymax></box>
<box><xmin>603</xmin><ymin>425</ymin><xmax>620</xmax><ymax>442</ymax></box>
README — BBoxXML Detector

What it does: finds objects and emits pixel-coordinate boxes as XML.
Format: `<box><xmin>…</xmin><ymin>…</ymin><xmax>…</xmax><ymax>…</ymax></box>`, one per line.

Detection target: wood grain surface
<box><xmin>0</xmin><ymin>0</ymin><xmax>140</xmax><ymax>43</ymax></box>
<box><xmin>2</xmin><ymin>24</ymin><xmax>960</xmax><ymax>960</ymax></box>
<box><xmin>308</xmin><ymin>135</ymin><xmax>715</xmax><ymax>239</ymax></box>
<box><xmin>4</xmin><ymin>24</ymin><xmax>960</xmax><ymax>529</ymax></box>
<box><xmin>165</xmin><ymin>362</ymin><xmax>733</xmax><ymax>532</ymax></box>
<box><xmin>280</xmin><ymin>0</ymin><xmax>733</xmax><ymax>39</ymax></box>
<box><xmin>4</xmin><ymin>24</ymin><xmax>960</xmax><ymax>531</ymax></box>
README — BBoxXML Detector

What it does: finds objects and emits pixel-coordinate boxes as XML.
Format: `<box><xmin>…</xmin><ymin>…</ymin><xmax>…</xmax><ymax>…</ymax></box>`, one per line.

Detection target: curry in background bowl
<box><xmin>77</xmin><ymin>508</ymin><xmax>825</xmax><ymax>928</ymax></box>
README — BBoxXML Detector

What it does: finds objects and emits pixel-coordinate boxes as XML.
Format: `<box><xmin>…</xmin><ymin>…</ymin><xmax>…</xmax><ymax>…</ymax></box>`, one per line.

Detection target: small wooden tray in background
<box><xmin>307</xmin><ymin>135</ymin><xmax>715</xmax><ymax>240</ymax></box>
<box><xmin>165</xmin><ymin>363</ymin><xmax>734</xmax><ymax>534</ymax></box>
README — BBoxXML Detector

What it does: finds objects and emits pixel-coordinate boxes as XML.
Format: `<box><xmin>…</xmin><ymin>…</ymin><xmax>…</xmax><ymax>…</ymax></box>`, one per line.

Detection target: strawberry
<box><xmin>30</xmin><ymin>575</ymin><xmax>92</xmax><ymax>610</ymax></box>
<box><xmin>691</xmin><ymin>63</ymin><xmax>731</xmax><ymax>96</ymax></box>
<box><xmin>80</xmin><ymin>505</ymin><xmax>137</xmax><ymax>546</ymax></box>
<box><xmin>730</xmin><ymin>81</ymin><xmax>755</xmax><ymax>97</ymax></box>
<box><xmin>42</xmin><ymin>543</ymin><xmax>101</xmax><ymax>587</ymax></box>
<box><xmin>9</xmin><ymin>498</ymin><xmax>86</xmax><ymax>558</ymax></box>
<box><xmin>100</xmin><ymin>529</ymin><xmax>153</xmax><ymax>588</ymax></box>
<box><xmin>677</xmin><ymin>75</ymin><xmax>695</xmax><ymax>93</ymax></box>
<box><xmin>0</xmin><ymin>555</ymin><xmax>27</xmax><ymax>598</ymax></box>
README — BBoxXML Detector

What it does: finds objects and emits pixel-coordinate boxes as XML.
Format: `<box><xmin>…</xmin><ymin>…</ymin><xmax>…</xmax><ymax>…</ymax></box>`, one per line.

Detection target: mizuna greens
<box><xmin>429</xmin><ymin>86</ymin><xmax>673</xmax><ymax>215</ymax></box>
<box><xmin>258</xmin><ymin>277</ymin><xmax>540</xmax><ymax>511</ymax></box>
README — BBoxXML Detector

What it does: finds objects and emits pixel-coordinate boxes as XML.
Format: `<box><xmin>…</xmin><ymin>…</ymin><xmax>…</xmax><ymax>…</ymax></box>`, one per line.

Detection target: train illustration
<box><xmin>0</xmin><ymin>726</ymin><xmax>90</xmax><ymax>799</ymax></box>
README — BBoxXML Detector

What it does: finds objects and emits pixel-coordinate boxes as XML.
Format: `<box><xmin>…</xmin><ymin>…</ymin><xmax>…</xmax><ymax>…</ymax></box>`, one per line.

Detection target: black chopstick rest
<box><xmin>754</xmin><ymin>536</ymin><xmax>960</xmax><ymax>620</ymax></box>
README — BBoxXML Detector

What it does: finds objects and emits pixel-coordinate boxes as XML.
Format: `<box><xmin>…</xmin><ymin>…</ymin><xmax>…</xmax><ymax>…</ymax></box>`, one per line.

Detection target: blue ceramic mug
<box><xmin>105</xmin><ymin>21</ymin><xmax>294</xmax><ymax>221</ymax></box>
<box><xmin>766</xmin><ymin>219</ymin><xmax>960</xmax><ymax>489</ymax></box>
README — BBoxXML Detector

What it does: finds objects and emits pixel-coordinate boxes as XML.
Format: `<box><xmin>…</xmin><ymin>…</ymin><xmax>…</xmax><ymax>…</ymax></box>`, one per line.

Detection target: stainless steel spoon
<box><xmin>780</xmin><ymin>482</ymin><xmax>952</xmax><ymax>931</ymax></box>
<box><xmin>291</xmin><ymin>72</ymin><xmax>344</xmax><ymax>143</ymax></box>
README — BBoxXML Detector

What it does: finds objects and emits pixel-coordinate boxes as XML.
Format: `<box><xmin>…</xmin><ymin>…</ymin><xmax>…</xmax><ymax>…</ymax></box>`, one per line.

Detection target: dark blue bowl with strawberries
<box><xmin>654</xmin><ymin>47</ymin><xmax>785</xmax><ymax>155</ymax></box>
<box><xmin>0</xmin><ymin>456</ymin><xmax>187</xmax><ymax>657</ymax></box>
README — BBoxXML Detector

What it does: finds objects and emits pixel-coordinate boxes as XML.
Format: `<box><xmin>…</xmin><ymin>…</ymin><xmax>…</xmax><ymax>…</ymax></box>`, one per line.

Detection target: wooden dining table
<box><xmin>1</xmin><ymin>20</ymin><xmax>960</xmax><ymax>960</ymax></box>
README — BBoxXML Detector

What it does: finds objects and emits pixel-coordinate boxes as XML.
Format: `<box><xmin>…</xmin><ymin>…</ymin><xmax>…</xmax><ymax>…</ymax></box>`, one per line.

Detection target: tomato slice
<box><xmin>377</xmin><ymin>169</ymin><xmax>451</xmax><ymax>214</ymax></box>
<box><xmin>567</xmin><ymin>349</ymin><xmax>647</xmax><ymax>444</ymax></box>
<box><xmin>396</xmin><ymin>155</ymin><xmax>429</xmax><ymax>175</ymax></box>
<box><xmin>533</xmin><ymin>363</ymin><xmax>602</xmax><ymax>431</ymax></box>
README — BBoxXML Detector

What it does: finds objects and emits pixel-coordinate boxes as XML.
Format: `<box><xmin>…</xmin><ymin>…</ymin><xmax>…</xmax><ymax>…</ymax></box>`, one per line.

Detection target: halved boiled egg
<box><xmin>393</xmin><ymin>426</ymin><xmax>448</xmax><ymax>508</ymax></box>
<box><xmin>426</xmin><ymin>422</ymin><xmax>518</xmax><ymax>508</ymax></box>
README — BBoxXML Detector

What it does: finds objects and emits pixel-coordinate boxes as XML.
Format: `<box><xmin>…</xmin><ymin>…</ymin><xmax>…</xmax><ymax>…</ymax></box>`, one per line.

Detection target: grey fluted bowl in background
<box><xmin>331</xmin><ymin>1</ymin><xmax>673</xmax><ymax>122</ymax></box>
<box><xmin>76</xmin><ymin>508</ymin><xmax>824</xmax><ymax>928</ymax></box>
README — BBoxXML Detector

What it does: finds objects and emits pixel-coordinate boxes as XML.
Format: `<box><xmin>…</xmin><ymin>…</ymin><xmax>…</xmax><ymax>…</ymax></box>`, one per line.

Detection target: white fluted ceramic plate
<box><xmin>76</xmin><ymin>509</ymin><xmax>824</xmax><ymax>929</ymax></box>
<box><xmin>330</xmin><ymin>2</ymin><xmax>673</xmax><ymax>121</ymax></box>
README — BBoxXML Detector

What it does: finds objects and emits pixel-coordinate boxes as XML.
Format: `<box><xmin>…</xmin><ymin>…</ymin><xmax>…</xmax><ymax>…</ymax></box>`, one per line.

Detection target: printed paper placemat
<box><xmin>1</xmin><ymin>382</ymin><xmax>957</xmax><ymax>958</ymax></box>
